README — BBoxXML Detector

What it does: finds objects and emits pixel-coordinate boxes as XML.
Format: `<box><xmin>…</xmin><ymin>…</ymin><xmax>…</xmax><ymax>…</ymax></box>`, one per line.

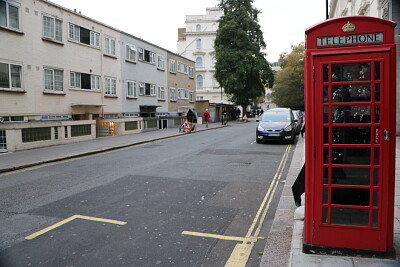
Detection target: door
<box><xmin>313</xmin><ymin>52</ymin><xmax>390</xmax><ymax>251</ymax></box>
<box><xmin>0</xmin><ymin>130</ymin><xmax>7</xmax><ymax>152</ymax></box>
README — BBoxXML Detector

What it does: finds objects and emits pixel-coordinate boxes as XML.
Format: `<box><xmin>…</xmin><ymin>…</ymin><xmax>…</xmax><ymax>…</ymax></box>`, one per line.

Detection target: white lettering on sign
<box><xmin>317</xmin><ymin>32</ymin><xmax>383</xmax><ymax>46</ymax></box>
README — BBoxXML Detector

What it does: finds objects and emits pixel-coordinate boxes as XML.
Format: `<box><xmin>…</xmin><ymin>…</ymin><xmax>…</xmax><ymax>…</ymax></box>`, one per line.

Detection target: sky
<box><xmin>50</xmin><ymin>0</ymin><xmax>327</xmax><ymax>63</ymax></box>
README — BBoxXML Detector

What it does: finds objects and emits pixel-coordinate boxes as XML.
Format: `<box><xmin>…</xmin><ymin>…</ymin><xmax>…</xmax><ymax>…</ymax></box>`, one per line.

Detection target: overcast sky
<box><xmin>50</xmin><ymin>0</ymin><xmax>327</xmax><ymax>62</ymax></box>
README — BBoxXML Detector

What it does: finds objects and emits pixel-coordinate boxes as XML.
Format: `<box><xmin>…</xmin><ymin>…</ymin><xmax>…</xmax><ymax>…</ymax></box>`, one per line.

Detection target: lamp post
<box><xmin>219</xmin><ymin>70</ymin><xmax>227</xmax><ymax>103</ymax></box>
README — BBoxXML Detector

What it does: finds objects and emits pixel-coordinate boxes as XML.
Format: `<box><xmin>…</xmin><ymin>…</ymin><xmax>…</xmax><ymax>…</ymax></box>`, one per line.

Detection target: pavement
<box><xmin>0</xmin><ymin>121</ymin><xmax>399</xmax><ymax>266</ymax></box>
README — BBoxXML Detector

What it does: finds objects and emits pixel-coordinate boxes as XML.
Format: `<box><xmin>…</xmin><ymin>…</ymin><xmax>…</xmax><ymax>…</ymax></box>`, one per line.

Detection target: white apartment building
<box><xmin>177</xmin><ymin>7</ymin><xmax>230</xmax><ymax>104</ymax></box>
<box><xmin>329</xmin><ymin>0</ymin><xmax>400</xmax><ymax>134</ymax></box>
<box><xmin>0</xmin><ymin>0</ymin><xmax>193</xmax><ymax>152</ymax></box>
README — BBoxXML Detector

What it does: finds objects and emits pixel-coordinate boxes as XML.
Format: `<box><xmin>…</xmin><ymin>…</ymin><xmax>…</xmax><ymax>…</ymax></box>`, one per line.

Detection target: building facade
<box><xmin>329</xmin><ymin>0</ymin><xmax>400</xmax><ymax>134</ymax></box>
<box><xmin>0</xmin><ymin>0</ymin><xmax>194</xmax><ymax>152</ymax></box>
<box><xmin>177</xmin><ymin>7</ymin><xmax>228</xmax><ymax>104</ymax></box>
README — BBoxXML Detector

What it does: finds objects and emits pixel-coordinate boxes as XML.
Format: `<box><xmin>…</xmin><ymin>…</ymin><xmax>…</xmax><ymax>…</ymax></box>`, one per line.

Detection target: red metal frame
<box><xmin>304</xmin><ymin>16</ymin><xmax>396</xmax><ymax>252</ymax></box>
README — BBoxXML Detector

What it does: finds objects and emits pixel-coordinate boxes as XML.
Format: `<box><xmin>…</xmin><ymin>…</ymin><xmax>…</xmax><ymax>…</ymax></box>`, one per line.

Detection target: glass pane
<box><xmin>324</xmin><ymin>127</ymin><xmax>329</xmax><ymax>144</ymax></box>
<box><xmin>332</xmin><ymin>105</ymin><xmax>371</xmax><ymax>123</ymax></box>
<box><xmin>374</xmin><ymin>62</ymin><xmax>380</xmax><ymax>80</ymax></box>
<box><xmin>323</xmin><ymin>64</ymin><xmax>328</xmax><ymax>82</ymax></box>
<box><xmin>324</xmin><ymin>85</ymin><xmax>329</xmax><ymax>103</ymax></box>
<box><xmin>332</xmin><ymin>84</ymin><xmax>371</xmax><ymax>102</ymax></box>
<box><xmin>332</xmin><ymin>62</ymin><xmax>371</xmax><ymax>82</ymax></box>
<box><xmin>322</xmin><ymin>207</ymin><xmax>328</xmax><ymax>224</ymax></box>
<box><xmin>332</xmin><ymin>167</ymin><xmax>370</xmax><ymax>185</ymax></box>
<box><xmin>331</xmin><ymin>207</ymin><xmax>369</xmax><ymax>226</ymax></box>
<box><xmin>373</xmin><ymin>189</ymin><xmax>379</xmax><ymax>207</ymax></box>
<box><xmin>324</xmin><ymin>106</ymin><xmax>329</xmax><ymax>123</ymax></box>
<box><xmin>10</xmin><ymin>65</ymin><xmax>21</xmax><ymax>88</ymax></box>
<box><xmin>324</xmin><ymin>147</ymin><xmax>329</xmax><ymax>164</ymax></box>
<box><xmin>374</xmin><ymin>168</ymin><xmax>379</xmax><ymax>186</ymax></box>
<box><xmin>323</xmin><ymin>167</ymin><xmax>329</xmax><ymax>184</ymax></box>
<box><xmin>374</xmin><ymin>127</ymin><xmax>380</xmax><ymax>144</ymax></box>
<box><xmin>374</xmin><ymin>147</ymin><xmax>380</xmax><ymax>165</ymax></box>
<box><xmin>374</xmin><ymin>105</ymin><xmax>380</xmax><ymax>123</ymax></box>
<box><xmin>374</xmin><ymin>83</ymin><xmax>380</xmax><ymax>101</ymax></box>
<box><xmin>372</xmin><ymin>210</ymin><xmax>378</xmax><ymax>227</ymax></box>
<box><xmin>331</xmin><ymin>188</ymin><xmax>370</xmax><ymax>206</ymax></box>
<box><xmin>332</xmin><ymin>127</ymin><xmax>371</xmax><ymax>144</ymax></box>
<box><xmin>332</xmin><ymin>147</ymin><xmax>370</xmax><ymax>165</ymax></box>
<box><xmin>0</xmin><ymin>1</ymin><xmax>6</xmax><ymax>27</ymax></box>
<box><xmin>323</xmin><ymin>187</ymin><xmax>328</xmax><ymax>204</ymax></box>
<box><xmin>9</xmin><ymin>5</ymin><xmax>19</xmax><ymax>29</ymax></box>
<box><xmin>0</xmin><ymin>62</ymin><xmax>10</xmax><ymax>88</ymax></box>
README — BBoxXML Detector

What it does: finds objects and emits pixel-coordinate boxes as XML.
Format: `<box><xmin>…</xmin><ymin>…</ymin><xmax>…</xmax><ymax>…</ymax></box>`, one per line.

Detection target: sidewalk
<box><xmin>261</xmin><ymin>136</ymin><xmax>400</xmax><ymax>267</ymax></box>
<box><xmin>0</xmin><ymin>122</ymin><xmax>227</xmax><ymax>173</ymax></box>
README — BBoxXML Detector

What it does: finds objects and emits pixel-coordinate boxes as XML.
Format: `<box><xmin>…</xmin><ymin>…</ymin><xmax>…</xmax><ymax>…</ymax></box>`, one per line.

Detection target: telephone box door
<box><xmin>312</xmin><ymin>52</ymin><xmax>391</xmax><ymax>251</ymax></box>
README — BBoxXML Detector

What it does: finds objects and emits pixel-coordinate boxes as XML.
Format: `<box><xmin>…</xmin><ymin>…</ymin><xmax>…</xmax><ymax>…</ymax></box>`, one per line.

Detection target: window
<box><xmin>0</xmin><ymin>0</ymin><xmax>20</xmax><ymax>30</ymax></box>
<box><xmin>69</xmin><ymin>23</ymin><xmax>100</xmax><ymax>48</ymax></box>
<box><xmin>178</xmin><ymin>88</ymin><xmax>188</xmax><ymax>99</ymax></box>
<box><xmin>197</xmin><ymin>95</ymin><xmax>204</xmax><ymax>100</ymax></box>
<box><xmin>104</xmin><ymin>36</ymin><xmax>116</xmax><ymax>56</ymax></box>
<box><xmin>177</xmin><ymin>62</ymin><xmax>188</xmax><ymax>74</ymax></box>
<box><xmin>196</xmin><ymin>57</ymin><xmax>203</xmax><ymax>67</ymax></box>
<box><xmin>127</xmin><ymin>80</ymin><xmax>137</xmax><ymax>98</ymax></box>
<box><xmin>22</xmin><ymin>127</ymin><xmax>51</xmax><ymax>143</ymax></box>
<box><xmin>139</xmin><ymin>82</ymin><xmax>155</xmax><ymax>96</ymax></box>
<box><xmin>189</xmin><ymin>90</ymin><xmax>194</xmax><ymax>102</ymax></box>
<box><xmin>70</xmin><ymin>72</ymin><xmax>100</xmax><ymax>90</ymax></box>
<box><xmin>0</xmin><ymin>62</ymin><xmax>21</xmax><ymax>89</ymax></box>
<box><xmin>90</xmin><ymin>32</ymin><xmax>100</xmax><ymax>47</ymax></box>
<box><xmin>105</xmin><ymin>77</ymin><xmax>116</xmax><ymax>96</ymax></box>
<box><xmin>44</xmin><ymin>68</ymin><xmax>63</xmax><ymax>91</ymax></box>
<box><xmin>197</xmin><ymin>75</ymin><xmax>203</xmax><ymax>89</ymax></box>
<box><xmin>126</xmin><ymin>45</ymin><xmax>137</xmax><ymax>62</ymax></box>
<box><xmin>42</xmin><ymin>15</ymin><xmax>62</xmax><ymax>42</ymax></box>
<box><xmin>71</xmin><ymin>124</ymin><xmax>91</xmax><ymax>137</ymax></box>
<box><xmin>157</xmin><ymin>86</ymin><xmax>165</xmax><ymax>100</ymax></box>
<box><xmin>169</xmin><ymin>59</ymin><xmax>176</xmax><ymax>73</ymax></box>
<box><xmin>138</xmin><ymin>47</ymin><xmax>155</xmax><ymax>64</ymax></box>
<box><xmin>91</xmin><ymin>75</ymin><xmax>100</xmax><ymax>90</ymax></box>
<box><xmin>157</xmin><ymin>55</ymin><xmax>165</xmax><ymax>70</ymax></box>
<box><xmin>125</xmin><ymin>121</ymin><xmax>138</xmax><ymax>131</ymax></box>
<box><xmin>196</xmin><ymin>39</ymin><xmax>202</xmax><ymax>50</ymax></box>
<box><xmin>188</xmin><ymin>66</ymin><xmax>194</xmax><ymax>78</ymax></box>
<box><xmin>196</xmin><ymin>24</ymin><xmax>201</xmax><ymax>32</ymax></box>
<box><xmin>170</xmin><ymin>87</ymin><xmax>176</xmax><ymax>101</ymax></box>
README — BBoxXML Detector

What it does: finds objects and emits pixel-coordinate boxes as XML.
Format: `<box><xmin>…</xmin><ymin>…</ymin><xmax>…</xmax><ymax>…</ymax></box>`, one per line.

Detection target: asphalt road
<box><xmin>0</xmin><ymin>122</ymin><xmax>295</xmax><ymax>267</ymax></box>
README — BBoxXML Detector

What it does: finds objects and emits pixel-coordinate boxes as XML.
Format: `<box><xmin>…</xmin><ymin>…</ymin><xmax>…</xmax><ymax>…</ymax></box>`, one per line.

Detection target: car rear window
<box><xmin>261</xmin><ymin>111</ymin><xmax>291</xmax><ymax>122</ymax></box>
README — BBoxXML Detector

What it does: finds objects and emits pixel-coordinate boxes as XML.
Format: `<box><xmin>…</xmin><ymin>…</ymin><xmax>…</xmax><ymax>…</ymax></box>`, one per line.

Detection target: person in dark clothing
<box><xmin>237</xmin><ymin>108</ymin><xmax>241</xmax><ymax>120</ymax></box>
<box><xmin>187</xmin><ymin>109</ymin><xmax>195</xmax><ymax>123</ymax></box>
<box><xmin>222</xmin><ymin>109</ymin><xmax>227</xmax><ymax>125</ymax></box>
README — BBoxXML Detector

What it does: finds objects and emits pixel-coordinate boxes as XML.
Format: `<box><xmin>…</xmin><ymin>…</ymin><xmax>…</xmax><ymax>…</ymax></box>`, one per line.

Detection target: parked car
<box><xmin>292</xmin><ymin>110</ymin><xmax>303</xmax><ymax>135</ymax></box>
<box><xmin>256</xmin><ymin>108</ymin><xmax>296</xmax><ymax>143</ymax></box>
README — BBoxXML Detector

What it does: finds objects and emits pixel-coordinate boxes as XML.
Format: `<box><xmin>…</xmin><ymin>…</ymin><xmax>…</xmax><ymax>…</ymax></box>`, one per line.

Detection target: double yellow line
<box><xmin>182</xmin><ymin>145</ymin><xmax>292</xmax><ymax>266</ymax></box>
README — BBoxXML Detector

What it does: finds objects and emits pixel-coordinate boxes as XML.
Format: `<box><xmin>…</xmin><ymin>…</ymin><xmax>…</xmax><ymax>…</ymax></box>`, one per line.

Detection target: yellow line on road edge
<box><xmin>182</xmin><ymin>231</ymin><xmax>258</xmax><ymax>243</ymax></box>
<box><xmin>25</xmin><ymin>214</ymin><xmax>126</xmax><ymax>240</ymax></box>
<box><xmin>225</xmin><ymin>145</ymin><xmax>291</xmax><ymax>267</ymax></box>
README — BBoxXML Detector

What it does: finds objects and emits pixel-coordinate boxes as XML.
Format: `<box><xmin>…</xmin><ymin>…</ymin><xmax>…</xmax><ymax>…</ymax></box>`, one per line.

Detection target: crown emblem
<box><xmin>342</xmin><ymin>21</ymin><xmax>356</xmax><ymax>32</ymax></box>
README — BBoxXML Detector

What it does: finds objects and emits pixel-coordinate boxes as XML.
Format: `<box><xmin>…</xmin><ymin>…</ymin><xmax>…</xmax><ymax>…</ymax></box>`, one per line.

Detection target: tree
<box><xmin>214</xmin><ymin>0</ymin><xmax>273</xmax><ymax>112</ymax></box>
<box><xmin>271</xmin><ymin>43</ymin><xmax>305</xmax><ymax>110</ymax></box>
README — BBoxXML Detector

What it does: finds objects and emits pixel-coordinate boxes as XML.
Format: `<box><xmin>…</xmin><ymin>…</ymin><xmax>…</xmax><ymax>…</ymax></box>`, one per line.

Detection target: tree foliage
<box><xmin>271</xmin><ymin>43</ymin><xmax>305</xmax><ymax>110</ymax></box>
<box><xmin>214</xmin><ymin>0</ymin><xmax>273</xmax><ymax>110</ymax></box>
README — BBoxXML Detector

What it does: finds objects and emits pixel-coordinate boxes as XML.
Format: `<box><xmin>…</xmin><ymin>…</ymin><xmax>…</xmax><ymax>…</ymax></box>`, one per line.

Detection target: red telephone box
<box><xmin>304</xmin><ymin>16</ymin><xmax>396</xmax><ymax>255</ymax></box>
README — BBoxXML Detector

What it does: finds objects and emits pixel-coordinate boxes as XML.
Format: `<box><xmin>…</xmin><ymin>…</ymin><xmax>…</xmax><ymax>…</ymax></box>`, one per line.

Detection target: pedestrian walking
<box><xmin>222</xmin><ymin>109</ymin><xmax>227</xmax><ymax>125</ymax></box>
<box><xmin>204</xmin><ymin>109</ymin><xmax>211</xmax><ymax>128</ymax></box>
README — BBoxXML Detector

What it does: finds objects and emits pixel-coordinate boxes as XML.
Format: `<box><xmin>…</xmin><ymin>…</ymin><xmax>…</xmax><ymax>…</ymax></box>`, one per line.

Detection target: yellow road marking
<box><xmin>180</xmin><ymin>145</ymin><xmax>292</xmax><ymax>267</ymax></box>
<box><xmin>224</xmin><ymin>243</ymin><xmax>254</xmax><ymax>267</ymax></box>
<box><xmin>182</xmin><ymin>231</ymin><xmax>259</xmax><ymax>243</ymax></box>
<box><xmin>225</xmin><ymin>145</ymin><xmax>291</xmax><ymax>267</ymax></box>
<box><xmin>25</xmin><ymin>214</ymin><xmax>126</xmax><ymax>240</ymax></box>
